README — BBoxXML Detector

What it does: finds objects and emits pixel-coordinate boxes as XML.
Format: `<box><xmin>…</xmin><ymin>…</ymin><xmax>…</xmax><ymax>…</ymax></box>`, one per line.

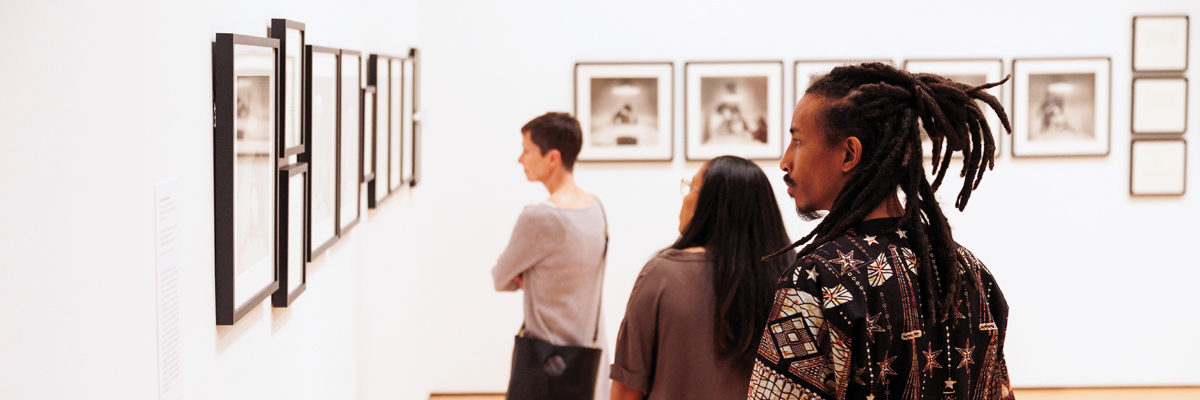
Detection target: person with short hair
<box><xmin>493</xmin><ymin>112</ymin><xmax>610</xmax><ymax>399</ymax></box>
<box><xmin>610</xmin><ymin>155</ymin><xmax>794</xmax><ymax>400</ymax></box>
<box><xmin>748</xmin><ymin>63</ymin><xmax>1014</xmax><ymax>400</ymax></box>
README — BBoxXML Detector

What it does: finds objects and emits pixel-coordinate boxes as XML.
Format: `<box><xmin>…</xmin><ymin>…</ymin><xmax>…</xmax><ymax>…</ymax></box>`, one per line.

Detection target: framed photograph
<box><xmin>305</xmin><ymin>45</ymin><xmax>339</xmax><ymax>260</ymax></box>
<box><xmin>1011</xmin><ymin>58</ymin><xmax>1111</xmax><ymax>157</ymax></box>
<box><xmin>903</xmin><ymin>59</ymin><xmax>1005</xmax><ymax>157</ymax></box>
<box><xmin>1133</xmin><ymin>15</ymin><xmax>1189</xmax><ymax>72</ymax></box>
<box><xmin>273</xmin><ymin>162</ymin><xmax>308</xmax><ymax>307</ymax></box>
<box><xmin>1132</xmin><ymin>77</ymin><xmax>1188</xmax><ymax>135</ymax></box>
<box><xmin>364</xmin><ymin>85</ymin><xmax>381</xmax><ymax>208</ymax></box>
<box><xmin>400</xmin><ymin>55</ymin><xmax>416</xmax><ymax>185</ymax></box>
<box><xmin>212</xmin><ymin>33</ymin><xmax>280</xmax><ymax>325</ymax></box>
<box><xmin>369</xmin><ymin>54</ymin><xmax>392</xmax><ymax>203</ymax></box>
<box><xmin>338</xmin><ymin>50</ymin><xmax>362</xmax><ymax>234</ymax></box>
<box><xmin>574</xmin><ymin>62</ymin><xmax>673</xmax><ymax>161</ymax></box>
<box><xmin>794</xmin><ymin>59</ymin><xmax>892</xmax><ymax>104</ymax></box>
<box><xmin>410</xmin><ymin>48</ymin><xmax>421</xmax><ymax>187</ymax></box>
<box><xmin>389</xmin><ymin>57</ymin><xmax>404</xmax><ymax>190</ymax></box>
<box><xmin>270</xmin><ymin>19</ymin><xmax>306</xmax><ymax>157</ymax></box>
<box><xmin>1130</xmin><ymin>138</ymin><xmax>1187</xmax><ymax>196</ymax></box>
<box><xmin>685</xmin><ymin>61</ymin><xmax>783</xmax><ymax>161</ymax></box>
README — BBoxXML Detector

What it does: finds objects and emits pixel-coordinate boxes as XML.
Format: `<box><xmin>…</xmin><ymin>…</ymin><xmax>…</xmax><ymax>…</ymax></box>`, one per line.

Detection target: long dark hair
<box><xmin>672</xmin><ymin>155</ymin><xmax>793</xmax><ymax>368</ymax></box>
<box><xmin>763</xmin><ymin>62</ymin><xmax>1011</xmax><ymax>323</ymax></box>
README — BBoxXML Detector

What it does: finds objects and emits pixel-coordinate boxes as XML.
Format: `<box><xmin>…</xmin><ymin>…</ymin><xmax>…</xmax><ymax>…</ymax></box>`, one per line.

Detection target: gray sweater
<box><xmin>492</xmin><ymin>201</ymin><xmax>607</xmax><ymax>347</ymax></box>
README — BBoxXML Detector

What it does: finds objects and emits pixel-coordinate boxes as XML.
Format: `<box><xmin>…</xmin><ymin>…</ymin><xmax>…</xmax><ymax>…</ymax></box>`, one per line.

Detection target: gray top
<box><xmin>611</xmin><ymin>249</ymin><xmax>751</xmax><ymax>400</ymax></box>
<box><xmin>492</xmin><ymin>201</ymin><xmax>607</xmax><ymax>347</ymax></box>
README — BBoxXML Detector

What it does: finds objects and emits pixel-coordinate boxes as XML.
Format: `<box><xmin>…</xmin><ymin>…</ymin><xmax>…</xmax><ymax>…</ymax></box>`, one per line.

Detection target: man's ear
<box><xmin>547</xmin><ymin>149</ymin><xmax>563</xmax><ymax>168</ymax></box>
<box><xmin>841</xmin><ymin>136</ymin><xmax>863</xmax><ymax>173</ymax></box>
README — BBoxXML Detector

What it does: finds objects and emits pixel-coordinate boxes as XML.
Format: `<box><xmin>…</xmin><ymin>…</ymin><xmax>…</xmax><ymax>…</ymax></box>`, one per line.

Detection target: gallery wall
<box><xmin>0</xmin><ymin>0</ymin><xmax>429</xmax><ymax>399</ymax></box>
<box><xmin>413</xmin><ymin>0</ymin><xmax>1200</xmax><ymax>392</ymax></box>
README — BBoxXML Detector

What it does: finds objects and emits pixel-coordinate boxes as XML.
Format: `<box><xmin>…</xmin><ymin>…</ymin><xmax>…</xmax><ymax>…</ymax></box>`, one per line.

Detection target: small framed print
<box><xmin>1011</xmin><ymin>57</ymin><xmax>1111</xmax><ymax>157</ymax></box>
<box><xmin>794</xmin><ymin>59</ymin><xmax>892</xmax><ymax>104</ymax></box>
<box><xmin>903</xmin><ymin>58</ymin><xmax>1005</xmax><ymax>158</ymax></box>
<box><xmin>212</xmin><ymin>33</ymin><xmax>280</xmax><ymax>325</ymax></box>
<box><xmin>574</xmin><ymin>62</ymin><xmax>674</xmax><ymax>161</ymax></box>
<box><xmin>1133</xmin><ymin>15</ymin><xmax>1189</xmax><ymax>72</ymax></box>
<box><xmin>306</xmin><ymin>45</ymin><xmax>339</xmax><ymax>260</ymax></box>
<box><xmin>338</xmin><ymin>50</ymin><xmax>362</xmax><ymax>234</ymax></box>
<box><xmin>270</xmin><ymin>19</ymin><xmax>306</xmax><ymax>158</ymax></box>
<box><xmin>273</xmin><ymin>162</ymin><xmax>308</xmax><ymax>307</ymax></box>
<box><xmin>685</xmin><ymin>61</ymin><xmax>784</xmax><ymax>161</ymax></box>
<box><xmin>388</xmin><ymin>57</ymin><xmax>403</xmax><ymax>191</ymax></box>
<box><xmin>409</xmin><ymin>48</ymin><xmax>421</xmax><ymax>187</ymax></box>
<box><xmin>367</xmin><ymin>55</ymin><xmax>391</xmax><ymax>205</ymax></box>
<box><xmin>1132</xmin><ymin>77</ymin><xmax>1188</xmax><ymax>135</ymax></box>
<box><xmin>1131</xmin><ymin>138</ymin><xmax>1187</xmax><ymax>196</ymax></box>
<box><xmin>400</xmin><ymin>55</ymin><xmax>416</xmax><ymax>185</ymax></box>
<box><xmin>364</xmin><ymin>85</ymin><xmax>381</xmax><ymax>208</ymax></box>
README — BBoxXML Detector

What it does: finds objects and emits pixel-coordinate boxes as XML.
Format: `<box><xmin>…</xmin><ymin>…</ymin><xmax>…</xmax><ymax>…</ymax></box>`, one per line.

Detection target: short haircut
<box><xmin>521</xmin><ymin>112</ymin><xmax>582</xmax><ymax>171</ymax></box>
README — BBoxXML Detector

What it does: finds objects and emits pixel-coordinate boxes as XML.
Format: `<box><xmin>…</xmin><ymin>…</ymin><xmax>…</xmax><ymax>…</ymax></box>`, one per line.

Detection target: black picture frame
<box><xmin>306</xmin><ymin>45</ymin><xmax>340</xmax><ymax>261</ymax></box>
<box><xmin>1131</xmin><ymin>76</ymin><xmax>1189</xmax><ymax>135</ymax></box>
<box><xmin>270</xmin><ymin>19</ymin><xmax>307</xmax><ymax>158</ymax></box>
<box><xmin>573</xmin><ymin>61</ymin><xmax>675</xmax><ymax>162</ymax></box>
<box><xmin>364</xmin><ymin>85</ymin><xmax>381</xmax><ymax>209</ymax></box>
<box><xmin>367</xmin><ymin>54</ymin><xmax>395</xmax><ymax>204</ymax></box>
<box><xmin>684</xmin><ymin>60</ymin><xmax>785</xmax><ymax>161</ymax></box>
<box><xmin>1010</xmin><ymin>57</ymin><xmax>1112</xmax><ymax>158</ymax></box>
<box><xmin>274</xmin><ymin>162</ymin><xmax>308</xmax><ymax>307</ymax></box>
<box><xmin>213</xmin><ymin>33</ymin><xmax>280</xmax><ymax>326</ymax></box>
<box><xmin>338</xmin><ymin>50</ymin><xmax>363</xmax><ymax>235</ymax></box>
<box><xmin>1132</xmin><ymin>15</ymin><xmax>1190</xmax><ymax>73</ymax></box>
<box><xmin>1130</xmin><ymin>138</ymin><xmax>1188</xmax><ymax>196</ymax></box>
<box><xmin>409</xmin><ymin>48</ymin><xmax>421</xmax><ymax>187</ymax></box>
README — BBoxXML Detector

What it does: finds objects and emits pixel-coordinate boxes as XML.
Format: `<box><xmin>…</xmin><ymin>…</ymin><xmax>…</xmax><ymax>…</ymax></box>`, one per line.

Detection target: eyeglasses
<box><xmin>680</xmin><ymin>178</ymin><xmax>699</xmax><ymax>197</ymax></box>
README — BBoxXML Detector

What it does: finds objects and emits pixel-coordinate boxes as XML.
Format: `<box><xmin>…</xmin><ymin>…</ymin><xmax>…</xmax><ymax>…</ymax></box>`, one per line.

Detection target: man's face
<box><xmin>781</xmin><ymin>94</ymin><xmax>851</xmax><ymax>218</ymax></box>
<box><xmin>518</xmin><ymin>131</ymin><xmax>552</xmax><ymax>182</ymax></box>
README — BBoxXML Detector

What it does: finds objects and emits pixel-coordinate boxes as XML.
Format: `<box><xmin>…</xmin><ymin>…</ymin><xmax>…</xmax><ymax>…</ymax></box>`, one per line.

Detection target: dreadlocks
<box><xmin>763</xmin><ymin>62</ymin><xmax>1011</xmax><ymax>322</ymax></box>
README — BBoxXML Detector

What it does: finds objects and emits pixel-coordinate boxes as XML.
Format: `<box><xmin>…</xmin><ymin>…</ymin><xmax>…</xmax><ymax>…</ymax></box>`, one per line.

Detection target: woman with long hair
<box><xmin>610</xmin><ymin>155</ymin><xmax>793</xmax><ymax>400</ymax></box>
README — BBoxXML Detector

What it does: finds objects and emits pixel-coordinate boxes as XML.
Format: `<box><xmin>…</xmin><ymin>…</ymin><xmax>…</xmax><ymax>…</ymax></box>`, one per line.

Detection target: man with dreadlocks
<box><xmin>747</xmin><ymin>63</ymin><xmax>1014</xmax><ymax>400</ymax></box>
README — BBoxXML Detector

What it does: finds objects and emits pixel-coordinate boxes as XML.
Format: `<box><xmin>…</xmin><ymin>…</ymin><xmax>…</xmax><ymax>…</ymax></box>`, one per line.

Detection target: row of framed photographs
<box><xmin>575</xmin><ymin>57</ymin><xmax>1137</xmax><ymax>161</ymax></box>
<box><xmin>211</xmin><ymin>19</ymin><xmax>421</xmax><ymax>325</ymax></box>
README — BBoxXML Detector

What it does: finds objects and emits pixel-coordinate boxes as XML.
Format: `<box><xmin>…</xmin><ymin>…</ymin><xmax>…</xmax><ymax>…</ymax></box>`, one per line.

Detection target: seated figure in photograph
<box><xmin>748</xmin><ymin>63</ymin><xmax>1015</xmax><ymax>400</ymax></box>
<box><xmin>492</xmin><ymin>112</ymin><xmax>609</xmax><ymax>399</ymax></box>
<box><xmin>611</xmin><ymin>155</ymin><xmax>794</xmax><ymax>400</ymax></box>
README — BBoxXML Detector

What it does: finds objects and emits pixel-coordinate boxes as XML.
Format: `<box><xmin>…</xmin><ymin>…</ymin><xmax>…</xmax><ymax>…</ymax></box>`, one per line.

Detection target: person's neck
<box><xmin>863</xmin><ymin>194</ymin><xmax>904</xmax><ymax>221</ymax></box>
<box><xmin>542</xmin><ymin>169</ymin><xmax>586</xmax><ymax>208</ymax></box>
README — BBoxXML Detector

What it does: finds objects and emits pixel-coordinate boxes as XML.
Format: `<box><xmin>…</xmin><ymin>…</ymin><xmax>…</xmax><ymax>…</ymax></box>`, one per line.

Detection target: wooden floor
<box><xmin>431</xmin><ymin>387</ymin><xmax>1200</xmax><ymax>400</ymax></box>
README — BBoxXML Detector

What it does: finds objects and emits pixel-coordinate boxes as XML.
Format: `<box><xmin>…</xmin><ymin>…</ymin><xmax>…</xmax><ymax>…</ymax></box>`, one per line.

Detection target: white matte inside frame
<box><xmin>231</xmin><ymin>43</ymin><xmax>277</xmax><ymax>310</ymax></box>
<box><xmin>686</xmin><ymin>62</ymin><xmax>783</xmax><ymax>160</ymax></box>
<box><xmin>1133</xmin><ymin>78</ymin><xmax>1188</xmax><ymax>134</ymax></box>
<box><xmin>1131</xmin><ymin>140</ymin><xmax>1187</xmax><ymax>195</ymax></box>
<box><xmin>287</xmin><ymin>169</ymin><xmax>305</xmax><ymax>294</ymax></box>
<box><xmin>1011</xmin><ymin>58</ymin><xmax>1110</xmax><ymax>157</ymax></box>
<box><xmin>575</xmin><ymin>63</ymin><xmax>673</xmax><ymax>161</ymax></box>
<box><xmin>1134</xmin><ymin>16</ymin><xmax>1189</xmax><ymax>72</ymax></box>
<box><xmin>339</xmin><ymin>54</ymin><xmax>361</xmax><ymax>231</ymax></box>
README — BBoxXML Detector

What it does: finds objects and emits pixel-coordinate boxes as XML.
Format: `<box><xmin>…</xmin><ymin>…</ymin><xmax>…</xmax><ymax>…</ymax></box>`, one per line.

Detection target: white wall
<box><xmin>414</xmin><ymin>0</ymin><xmax>1200</xmax><ymax>392</ymax></box>
<box><xmin>0</xmin><ymin>0</ymin><xmax>427</xmax><ymax>399</ymax></box>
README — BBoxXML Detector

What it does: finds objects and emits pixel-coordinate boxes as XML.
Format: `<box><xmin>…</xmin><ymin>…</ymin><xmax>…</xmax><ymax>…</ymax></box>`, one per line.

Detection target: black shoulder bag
<box><xmin>505</xmin><ymin>201</ymin><xmax>608</xmax><ymax>400</ymax></box>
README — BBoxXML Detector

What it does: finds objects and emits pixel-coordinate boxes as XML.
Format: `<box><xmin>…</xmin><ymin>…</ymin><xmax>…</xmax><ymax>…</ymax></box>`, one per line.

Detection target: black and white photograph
<box><xmin>1131</xmin><ymin>138</ymin><xmax>1188</xmax><ymax>196</ymax></box>
<box><xmin>274</xmin><ymin>162</ymin><xmax>308</xmax><ymax>307</ymax></box>
<box><xmin>1133</xmin><ymin>15</ymin><xmax>1189</xmax><ymax>72</ymax></box>
<box><xmin>574</xmin><ymin>62</ymin><xmax>673</xmax><ymax>161</ymax></box>
<box><xmin>904</xmin><ymin>59</ymin><xmax>1005</xmax><ymax>157</ymax></box>
<box><xmin>793</xmin><ymin>59</ymin><xmax>892</xmax><ymax>105</ymax></box>
<box><xmin>306</xmin><ymin>45</ymin><xmax>339</xmax><ymax>260</ymax></box>
<box><xmin>389</xmin><ymin>57</ymin><xmax>403</xmax><ymax>191</ymax></box>
<box><xmin>1132</xmin><ymin>77</ymin><xmax>1188</xmax><ymax>135</ymax></box>
<box><xmin>272</xmin><ymin>19</ymin><xmax>306</xmax><ymax>157</ymax></box>
<box><xmin>401</xmin><ymin>56</ymin><xmax>415</xmax><ymax>183</ymax></box>
<box><xmin>686</xmin><ymin>61</ymin><xmax>782</xmax><ymax>160</ymax></box>
<box><xmin>213</xmin><ymin>33</ymin><xmax>280</xmax><ymax>325</ymax></box>
<box><xmin>339</xmin><ymin>50</ymin><xmax>362</xmax><ymax>234</ymax></box>
<box><xmin>1012</xmin><ymin>58</ymin><xmax>1111</xmax><ymax>157</ymax></box>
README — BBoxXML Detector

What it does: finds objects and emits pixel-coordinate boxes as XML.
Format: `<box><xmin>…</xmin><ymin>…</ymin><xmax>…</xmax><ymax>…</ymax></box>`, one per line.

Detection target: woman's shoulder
<box><xmin>639</xmin><ymin>249</ymin><xmax>707</xmax><ymax>279</ymax></box>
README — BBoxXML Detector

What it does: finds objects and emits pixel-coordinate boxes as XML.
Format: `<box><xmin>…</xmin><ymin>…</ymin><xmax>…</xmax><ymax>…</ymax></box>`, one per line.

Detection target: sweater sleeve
<box><xmin>491</xmin><ymin>206</ymin><xmax>562</xmax><ymax>291</ymax></box>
